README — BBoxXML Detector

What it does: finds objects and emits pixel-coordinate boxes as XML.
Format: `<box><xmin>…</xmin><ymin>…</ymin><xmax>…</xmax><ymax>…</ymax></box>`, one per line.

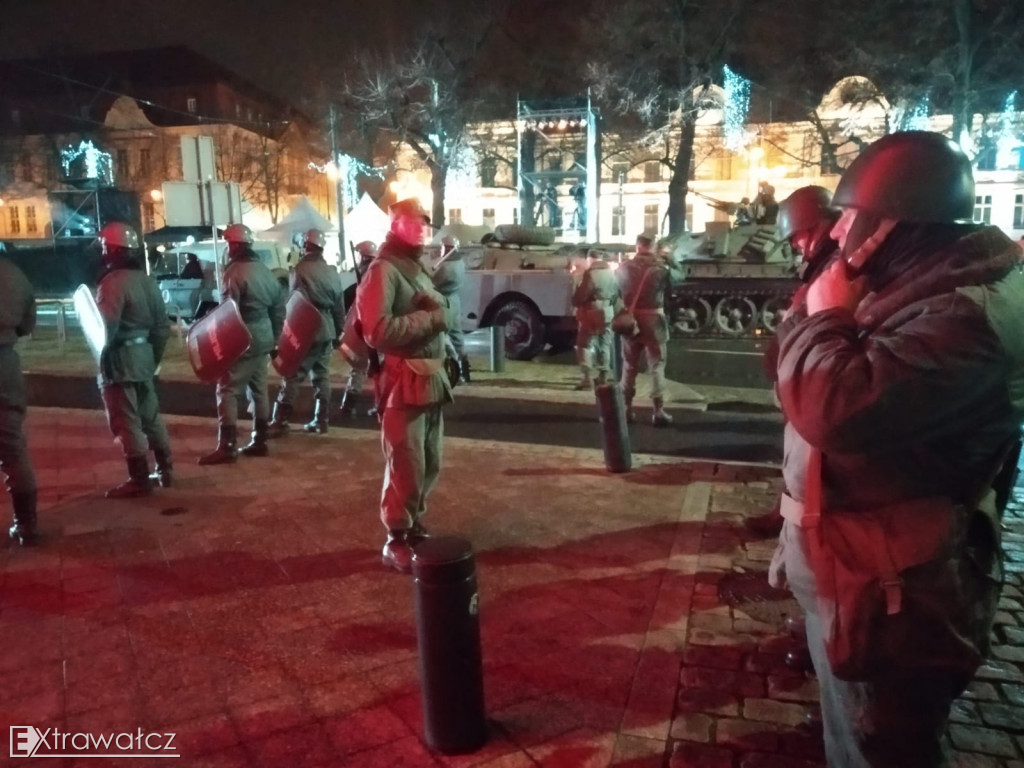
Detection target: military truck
<box><xmin>433</xmin><ymin>225</ymin><xmax>590</xmax><ymax>360</ymax></box>
<box><xmin>665</xmin><ymin>221</ymin><xmax>798</xmax><ymax>338</ymax></box>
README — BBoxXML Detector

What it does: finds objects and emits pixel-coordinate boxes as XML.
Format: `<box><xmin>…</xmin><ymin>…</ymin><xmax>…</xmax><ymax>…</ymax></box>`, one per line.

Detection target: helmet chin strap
<box><xmin>844</xmin><ymin>218</ymin><xmax>897</xmax><ymax>273</ymax></box>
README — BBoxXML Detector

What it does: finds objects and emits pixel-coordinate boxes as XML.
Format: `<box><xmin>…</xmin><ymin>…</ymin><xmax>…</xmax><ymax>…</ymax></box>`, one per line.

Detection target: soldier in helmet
<box><xmin>769</xmin><ymin>131</ymin><xmax>1024</xmax><ymax>767</ymax></box>
<box><xmin>571</xmin><ymin>248</ymin><xmax>619</xmax><ymax>389</ymax></box>
<box><xmin>339</xmin><ymin>241</ymin><xmax>379</xmax><ymax>417</ymax></box>
<box><xmin>616</xmin><ymin>234</ymin><xmax>673</xmax><ymax>426</ymax></box>
<box><xmin>268</xmin><ymin>228</ymin><xmax>346</xmax><ymax>436</ymax></box>
<box><xmin>432</xmin><ymin>236</ymin><xmax>470</xmax><ymax>385</ymax></box>
<box><xmin>198</xmin><ymin>223</ymin><xmax>285</xmax><ymax>465</ymax></box>
<box><xmin>354</xmin><ymin>240</ymin><xmax>377</xmax><ymax>280</ymax></box>
<box><xmin>0</xmin><ymin>248</ymin><xmax>39</xmax><ymax>544</ymax></box>
<box><xmin>94</xmin><ymin>222</ymin><xmax>174</xmax><ymax>498</ymax></box>
<box><xmin>355</xmin><ymin>198</ymin><xmax>453</xmax><ymax>574</ymax></box>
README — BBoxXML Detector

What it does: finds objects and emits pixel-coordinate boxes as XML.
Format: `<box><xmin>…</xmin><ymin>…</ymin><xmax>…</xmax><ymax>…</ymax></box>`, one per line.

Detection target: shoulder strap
<box><xmin>628</xmin><ymin>267</ymin><xmax>653</xmax><ymax>313</ymax></box>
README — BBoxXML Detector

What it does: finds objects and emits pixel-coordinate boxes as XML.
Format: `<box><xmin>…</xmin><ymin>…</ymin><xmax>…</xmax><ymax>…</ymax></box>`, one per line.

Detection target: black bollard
<box><xmin>595</xmin><ymin>382</ymin><xmax>632</xmax><ymax>473</ymax></box>
<box><xmin>489</xmin><ymin>325</ymin><xmax>505</xmax><ymax>373</ymax></box>
<box><xmin>611</xmin><ymin>332</ymin><xmax>623</xmax><ymax>383</ymax></box>
<box><xmin>412</xmin><ymin>536</ymin><xmax>487</xmax><ymax>754</ymax></box>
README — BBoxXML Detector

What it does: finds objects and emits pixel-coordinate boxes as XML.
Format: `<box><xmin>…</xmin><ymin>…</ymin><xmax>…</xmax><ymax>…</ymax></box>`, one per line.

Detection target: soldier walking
<box><xmin>269</xmin><ymin>228</ymin><xmax>345</xmax><ymax>436</ymax></box>
<box><xmin>355</xmin><ymin>198</ymin><xmax>453</xmax><ymax>574</ymax></box>
<box><xmin>94</xmin><ymin>223</ymin><xmax>174</xmax><ymax>498</ymax></box>
<box><xmin>571</xmin><ymin>248</ymin><xmax>619</xmax><ymax>389</ymax></box>
<box><xmin>617</xmin><ymin>234</ymin><xmax>673</xmax><ymax>426</ymax></box>
<box><xmin>0</xmin><ymin>248</ymin><xmax>39</xmax><ymax>544</ymax></box>
<box><xmin>198</xmin><ymin>224</ymin><xmax>285</xmax><ymax>465</ymax></box>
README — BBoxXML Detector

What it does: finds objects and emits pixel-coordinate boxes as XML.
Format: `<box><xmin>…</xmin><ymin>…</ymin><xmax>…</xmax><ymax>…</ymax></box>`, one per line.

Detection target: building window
<box><xmin>482</xmin><ymin>208</ymin><xmax>496</xmax><ymax>228</ymax></box>
<box><xmin>139</xmin><ymin>149</ymin><xmax>150</xmax><ymax>176</ymax></box>
<box><xmin>143</xmin><ymin>203</ymin><xmax>155</xmax><ymax>232</ymax></box>
<box><xmin>25</xmin><ymin>206</ymin><xmax>36</xmax><ymax>234</ymax></box>
<box><xmin>479</xmin><ymin>158</ymin><xmax>497</xmax><ymax>188</ymax></box>
<box><xmin>644</xmin><ymin>204</ymin><xmax>659</xmax><ymax>235</ymax></box>
<box><xmin>116</xmin><ymin>149</ymin><xmax>130</xmax><ymax>180</ymax></box>
<box><xmin>973</xmin><ymin>195</ymin><xmax>992</xmax><ymax>225</ymax></box>
<box><xmin>8</xmin><ymin>206</ymin><xmax>20</xmax><ymax>234</ymax></box>
<box><xmin>612</xmin><ymin>205</ymin><xmax>626</xmax><ymax>236</ymax></box>
<box><xmin>19</xmin><ymin>154</ymin><xmax>32</xmax><ymax>183</ymax></box>
<box><xmin>1014</xmin><ymin>194</ymin><xmax>1024</xmax><ymax>229</ymax></box>
<box><xmin>612</xmin><ymin>162</ymin><xmax>629</xmax><ymax>183</ymax></box>
<box><xmin>644</xmin><ymin>161</ymin><xmax>661</xmax><ymax>183</ymax></box>
<box><xmin>448</xmin><ymin>208</ymin><xmax>463</xmax><ymax>224</ymax></box>
<box><xmin>187</xmin><ymin>97</ymin><xmax>197</xmax><ymax>114</ymax></box>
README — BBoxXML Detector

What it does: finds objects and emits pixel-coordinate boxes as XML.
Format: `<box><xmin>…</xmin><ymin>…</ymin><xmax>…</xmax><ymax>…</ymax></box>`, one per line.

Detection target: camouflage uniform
<box><xmin>571</xmin><ymin>259</ymin><xmax>619</xmax><ymax>386</ymax></box>
<box><xmin>0</xmin><ymin>257</ymin><xmax>38</xmax><ymax>543</ymax></box>
<box><xmin>274</xmin><ymin>251</ymin><xmax>345</xmax><ymax>429</ymax></box>
<box><xmin>216</xmin><ymin>252</ymin><xmax>285</xmax><ymax>429</ymax></box>
<box><xmin>355</xmin><ymin>236</ymin><xmax>452</xmax><ymax>534</ymax></box>
<box><xmin>616</xmin><ymin>252</ymin><xmax>671</xmax><ymax>415</ymax></box>
<box><xmin>96</xmin><ymin>264</ymin><xmax>172</xmax><ymax>468</ymax></box>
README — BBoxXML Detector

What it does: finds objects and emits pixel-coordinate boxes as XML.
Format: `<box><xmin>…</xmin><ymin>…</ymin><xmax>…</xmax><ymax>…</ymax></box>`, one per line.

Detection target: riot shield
<box><xmin>186</xmin><ymin>299</ymin><xmax>252</xmax><ymax>383</ymax></box>
<box><xmin>73</xmin><ymin>284</ymin><xmax>107</xmax><ymax>365</ymax></box>
<box><xmin>272</xmin><ymin>292</ymin><xmax>324</xmax><ymax>378</ymax></box>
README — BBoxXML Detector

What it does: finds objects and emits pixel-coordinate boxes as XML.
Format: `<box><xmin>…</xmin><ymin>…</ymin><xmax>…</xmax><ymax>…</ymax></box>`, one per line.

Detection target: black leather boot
<box><xmin>107</xmin><ymin>455</ymin><xmax>154</xmax><ymax>498</ymax></box>
<box><xmin>459</xmin><ymin>355</ymin><xmax>471</xmax><ymax>384</ymax></box>
<box><xmin>339</xmin><ymin>389</ymin><xmax>362</xmax><ymax>418</ymax></box>
<box><xmin>268</xmin><ymin>402</ymin><xmax>293</xmax><ymax>439</ymax></box>
<box><xmin>150</xmin><ymin>449</ymin><xmax>173</xmax><ymax>488</ymax></box>
<box><xmin>303</xmin><ymin>399</ymin><xmax>329</xmax><ymax>434</ymax></box>
<box><xmin>197</xmin><ymin>425</ymin><xmax>238</xmax><ymax>465</ymax></box>
<box><xmin>240</xmin><ymin>419</ymin><xmax>270</xmax><ymax>457</ymax></box>
<box><xmin>8</xmin><ymin>490</ymin><xmax>38</xmax><ymax>546</ymax></box>
<box><xmin>381</xmin><ymin>529</ymin><xmax>414</xmax><ymax>574</ymax></box>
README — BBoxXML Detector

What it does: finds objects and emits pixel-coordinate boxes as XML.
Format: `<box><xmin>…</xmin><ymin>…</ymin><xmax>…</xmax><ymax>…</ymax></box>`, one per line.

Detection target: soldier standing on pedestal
<box><xmin>269</xmin><ymin>228</ymin><xmax>345</xmax><ymax>436</ymax></box>
<box><xmin>198</xmin><ymin>224</ymin><xmax>285</xmax><ymax>465</ymax></box>
<box><xmin>95</xmin><ymin>223</ymin><xmax>174</xmax><ymax>498</ymax></box>
<box><xmin>0</xmin><ymin>247</ymin><xmax>39</xmax><ymax>544</ymax></box>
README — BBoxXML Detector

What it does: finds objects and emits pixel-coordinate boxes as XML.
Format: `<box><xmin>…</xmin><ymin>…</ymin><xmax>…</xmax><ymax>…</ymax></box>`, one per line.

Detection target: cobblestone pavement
<box><xmin>0</xmin><ymin>409</ymin><xmax>1021</xmax><ymax>767</ymax></box>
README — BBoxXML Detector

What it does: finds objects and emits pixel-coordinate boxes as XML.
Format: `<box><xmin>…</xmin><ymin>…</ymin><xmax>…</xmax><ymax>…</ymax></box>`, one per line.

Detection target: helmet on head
<box><xmin>389</xmin><ymin>198</ymin><xmax>430</xmax><ymax>223</ymax></box>
<box><xmin>303</xmin><ymin>228</ymin><xmax>326</xmax><ymax>248</ymax></box>
<box><xmin>354</xmin><ymin>240</ymin><xmax>377</xmax><ymax>257</ymax></box>
<box><xmin>99</xmin><ymin>222</ymin><xmax>139</xmax><ymax>251</ymax></box>
<box><xmin>833</xmin><ymin>131</ymin><xmax>974</xmax><ymax>223</ymax></box>
<box><xmin>778</xmin><ymin>186</ymin><xmax>838</xmax><ymax>240</ymax></box>
<box><xmin>222</xmin><ymin>223</ymin><xmax>254</xmax><ymax>245</ymax></box>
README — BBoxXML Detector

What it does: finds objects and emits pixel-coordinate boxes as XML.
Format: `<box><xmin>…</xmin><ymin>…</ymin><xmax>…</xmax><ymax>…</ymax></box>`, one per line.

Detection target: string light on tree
<box><xmin>996</xmin><ymin>90</ymin><xmax>1019</xmax><ymax>170</ymax></box>
<box><xmin>905</xmin><ymin>95</ymin><xmax>931</xmax><ymax>131</ymax></box>
<box><xmin>60</xmin><ymin>140</ymin><xmax>113</xmax><ymax>185</ymax></box>
<box><xmin>308</xmin><ymin>153</ymin><xmax>387</xmax><ymax>210</ymax></box>
<box><xmin>723</xmin><ymin>64</ymin><xmax>751</xmax><ymax>152</ymax></box>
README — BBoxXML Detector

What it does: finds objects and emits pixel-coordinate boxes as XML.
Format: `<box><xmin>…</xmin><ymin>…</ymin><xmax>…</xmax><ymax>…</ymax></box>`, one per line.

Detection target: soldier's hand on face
<box><xmin>411</xmin><ymin>291</ymin><xmax>443</xmax><ymax>312</ymax></box>
<box><xmin>806</xmin><ymin>260</ymin><xmax>868</xmax><ymax>316</ymax></box>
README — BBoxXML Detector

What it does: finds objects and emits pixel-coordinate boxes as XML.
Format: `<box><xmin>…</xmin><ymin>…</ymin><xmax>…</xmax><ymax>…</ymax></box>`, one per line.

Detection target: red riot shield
<box><xmin>272</xmin><ymin>292</ymin><xmax>324</xmax><ymax>377</ymax></box>
<box><xmin>186</xmin><ymin>299</ymin><xmax>253</xmax><ymax>383</ymax></box>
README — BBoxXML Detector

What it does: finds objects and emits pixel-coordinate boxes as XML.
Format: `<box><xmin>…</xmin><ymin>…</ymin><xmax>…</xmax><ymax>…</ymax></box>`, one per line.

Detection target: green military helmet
<box><xmin>778</xmin><ymin>186</ymin><xmax>837</xmax><ymax>240</ymax></box>
<box><xmin>303</xmin><ymin>228</ymin><xmax>326</xmax><ymax>249</ymax></box>
<box><xmin>833</xmin><ymin>131</ymin><xmax>975</xmax><ymax>223</ymax></box>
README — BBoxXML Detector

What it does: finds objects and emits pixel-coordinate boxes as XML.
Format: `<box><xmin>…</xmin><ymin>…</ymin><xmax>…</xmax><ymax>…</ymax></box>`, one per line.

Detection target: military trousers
<box><xmin>576</xmin><ymin>326</ymin><xmax>612</xmax><ymax>383</ymax></box>
<box><xmin>779</xmin><ymin>520</ymin><xmax>957</xmax><ymax>768</ymax></box>
<box><xmin>100</xmin><ymin>379</ymin><xmax>172</xmax><ymax>459</ymax></box>
<box><xmin>379</xmin><ymin>403</ymin><xmax>444</xmax><ymax>531</ymax></box>
<box><xmin>0</xmin><ymin>347</ymin><xmax>36</xmax><ymax>496</ymax></box>
<box><xmin>276</xmin><ymin>341</ymin><xmax>332</xmax><ymax>407</ymax></box>
<box><xmin>621</xmin><ymin>313</ymin><xmax>668</xmax><ymax>403</ymax></box>
<box><xmin>216</xmin><ymin>351</ymin><xmax>270</xmax><ymax>426</ymax></box>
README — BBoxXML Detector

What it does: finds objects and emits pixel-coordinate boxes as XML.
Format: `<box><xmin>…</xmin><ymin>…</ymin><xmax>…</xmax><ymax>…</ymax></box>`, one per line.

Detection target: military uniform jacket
<box><xmin>572</xmin><ymin>260</ymin><xmax>619</xmax><ymax>331</ymax></box>
<box><xmin>616</xmin><ymin>254</ymin><xmax>670</xmax><ymax>312</ymax></box>
<box><xmin>355</xmin><ymin>238</ymin><xmax>453</xmax><ymax>409</ymax></box>
<box><xmin>96</xmin><ymin>266</ymin><xmax>170</xmax><ymax>384</ymax></box>
<box><xmin>222</xmin><ymin>255</ymin><xmax>285</xmax><ymax>355</ymax></box>
<box><xmin>0</xmin><ymin>257</ymin><xmax>35</xmax><ymax>349</ymax></box>
<box><xmin>290</xmin><ymin>254</ymin><xmax>345</xmax><ymax>342</ymax></box>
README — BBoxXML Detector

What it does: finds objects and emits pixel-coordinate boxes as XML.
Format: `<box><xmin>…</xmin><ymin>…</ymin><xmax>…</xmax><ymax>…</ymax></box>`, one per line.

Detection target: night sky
<box><xmin>0</xmin><ymin>0</ymin><xmax>442</xmax><ymax>104</ymax></box>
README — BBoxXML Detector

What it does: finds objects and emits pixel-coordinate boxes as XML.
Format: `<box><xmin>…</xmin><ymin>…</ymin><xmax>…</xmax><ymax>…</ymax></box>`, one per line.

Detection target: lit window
<box><xmin>479</xmin><ymin>158</ymin><xmax>497</xmax><ymax>187</ymax></box>
<box><xmin>9</xmin><ymin>206</ymin><xmax>20</xmax><ymax>234</ymax></box>
<box><xmin>612</xmin><ymin>162</ymin><xmax>629</xmax><ymax>183</ymax></box>
<box><xmin>139</xmin><ymin>149</ymin><xmax>150</xmax><ymax>176</ymax></box>
<box><xmin>449</xmin><ymin>208</ymin><xmax>463</xmax><ymax>224</ymax></box>
<box><xmin>1014</xmin><ymin>194</ymin><xmax>1024</xmax><ymax>229</ymax></box>
<box><xmin>187</xmin><ymin>97</ymin><xmax>197</xmax><ymax>114</ymax></box>
<box><xmin>116</xmin><ymin>149</ymin><xmax>130</xmax><ymax>180</ymax></box>
<box><xmin>482</xmin><ymin>208</ymin><xmax>495</xmax><ymax>228</ymax></box>
<box><xmin>143</xmin><ymin>203</ymin><xmax>155</xmax><ymax>232</ymax></box>
<box><xmin>973</xmin><ymin>195</ymin><xmax>992</xmax><ymax>225</ymax></box>
<box><xmin>25</xmin><ymin>206</ymin><xmax>36</xmax><ymax>234</ymax></box>
<box><xmin>644</xmin><ymin>161</ymin><xmax>661</xmax><ymax>183</ymax></box>
<box><xmin>644</xmin><ymin>204</ymin><xmax>659</xmax><ymax>235</ymax></box>
<box><xmin>612</xmin><ymin>206</ymin><xmax>626</xmax><ymax>236</ymax></box>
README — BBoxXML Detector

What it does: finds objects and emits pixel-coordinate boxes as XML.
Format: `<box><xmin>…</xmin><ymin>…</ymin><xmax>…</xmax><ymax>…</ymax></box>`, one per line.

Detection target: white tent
<box><xmin>341</xmin><ymin>193</ymin><xmax>391</xmax><ymax>269</ymax></box>
<box><xmin>259</xmin><ymin>196</ymin><xmax>339</xmax><ymax>264</ymax></box>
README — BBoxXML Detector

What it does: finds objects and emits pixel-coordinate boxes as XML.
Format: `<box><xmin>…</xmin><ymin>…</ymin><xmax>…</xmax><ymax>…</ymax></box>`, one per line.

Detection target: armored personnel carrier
<box><xmin>665</xmin><ymin>221</ymin><xmax>798</xmax><ymax>338</ymax></box>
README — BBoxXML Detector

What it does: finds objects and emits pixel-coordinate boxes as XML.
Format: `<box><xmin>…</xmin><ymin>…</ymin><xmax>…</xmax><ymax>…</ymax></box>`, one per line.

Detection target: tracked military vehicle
<box><xmin>430</xmin><ymin>225</ymin><xmax>590</xmax><ymax>360</ymax></box>
<box><xmin>665</xmin><ymin>221</ymin><xmax>798</xmax><ymax>338</ymax></box>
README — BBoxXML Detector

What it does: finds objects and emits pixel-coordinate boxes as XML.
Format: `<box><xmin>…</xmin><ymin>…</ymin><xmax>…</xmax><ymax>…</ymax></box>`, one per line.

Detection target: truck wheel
<box><xmin>491</xmin><ymin>300</ymin><xmax>545</xmax><ymax>360</ymax></box>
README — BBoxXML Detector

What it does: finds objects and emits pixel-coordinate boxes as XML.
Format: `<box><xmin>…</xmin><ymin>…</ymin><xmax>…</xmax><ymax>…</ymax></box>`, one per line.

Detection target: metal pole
<box><xmin>595</xmin><ymin>382</ymin><xmax>632</xmax><ymax>473</ymax></box>
<box><xmin>329</xmin><ymin>104</ymin><xmax>347</xmax><ymax>269</ymax></box>
<box><xmin>488</xmin><ymin>325</ymin><xmax>505</xmax><ymax>373</ymax></box>
<box><xmin>57</xmin><ymin>303</ymin><xmax>67</xmax><ymax>353</ymax></box>
<box><xmin>208</xmin><ymin>180</ymin><xmax>222</xmax><ymax>296</ymax></box>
